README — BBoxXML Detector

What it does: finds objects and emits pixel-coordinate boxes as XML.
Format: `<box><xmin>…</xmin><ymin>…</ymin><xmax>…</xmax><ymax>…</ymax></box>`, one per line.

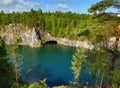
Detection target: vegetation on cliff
<box><xmin>0</xmin><ymin>0</ymin><xmax>120</xmax><ymax>88</ymax></box>
<box><xmin>71</xmin><ymin>0</ymin><xmax>120</xmax><ymax>88</ymax></box>
<box><xmin>0</xmin><ymin>8</ymin><xmax>120</xmax><ymax>41</ymax></box>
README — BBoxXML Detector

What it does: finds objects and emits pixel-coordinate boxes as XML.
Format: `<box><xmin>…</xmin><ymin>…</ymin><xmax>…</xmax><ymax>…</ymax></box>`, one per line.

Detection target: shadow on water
<box><xmin>44</xmin><ymin>41</ymin><xmax>57</xmax><ymax>45</ymax></box>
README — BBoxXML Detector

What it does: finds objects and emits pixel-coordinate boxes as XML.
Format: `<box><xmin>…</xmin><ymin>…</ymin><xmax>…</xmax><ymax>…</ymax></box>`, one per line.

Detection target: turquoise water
<box><xmin>19</xmin><ymin>44</ymin><xmax>76</xmax><ymax>86</ymax></box>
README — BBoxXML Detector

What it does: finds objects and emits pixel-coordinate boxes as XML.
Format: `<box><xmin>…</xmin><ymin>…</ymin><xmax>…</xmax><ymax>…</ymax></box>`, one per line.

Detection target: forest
<box><xmin>0</xmin><ymin>8</ymin><xmax>120</xmax><ymax>41</ymax></box>
<box><xmin>0</xmin><ymin>0</ymin><xmax>120</xmax><ymax>88</ymax></box>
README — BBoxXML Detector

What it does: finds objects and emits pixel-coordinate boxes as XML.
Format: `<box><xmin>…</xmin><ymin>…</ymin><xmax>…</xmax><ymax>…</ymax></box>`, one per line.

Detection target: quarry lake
<box><xmin>19</xmin><ymin>44</ymin><xmax>76</xmax><ymax>86</ymax></box>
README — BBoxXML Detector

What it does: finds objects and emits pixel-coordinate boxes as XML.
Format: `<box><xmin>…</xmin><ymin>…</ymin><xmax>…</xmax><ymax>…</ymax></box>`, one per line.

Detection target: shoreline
<box><xmin>6</xmin><ymin>37</ymin><xmax>117</xmax><ymax>49</ymax></box>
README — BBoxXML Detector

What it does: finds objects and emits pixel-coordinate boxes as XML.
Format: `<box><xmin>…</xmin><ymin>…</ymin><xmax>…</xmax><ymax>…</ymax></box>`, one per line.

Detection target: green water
<box><xmin>19</xmin><ymin>44</ymin><xmax>76</xmax><ymax>86</ymax></box>
<box><xmin>18</xmin><ymin>44</ymin><xmax>117</xmax><ymax>86</ymax></box>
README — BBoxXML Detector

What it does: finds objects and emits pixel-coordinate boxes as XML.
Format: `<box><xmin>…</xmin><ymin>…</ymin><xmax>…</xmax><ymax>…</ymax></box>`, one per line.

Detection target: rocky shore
<box><xmin>46</xmin><ymin>36</ymin><xmax>94</xmax><ymax>49</ymax></box>
<box><xmin>0</xmin><ymin>24</ymin><xmax>118</xmax><ymax>49</ymax></box>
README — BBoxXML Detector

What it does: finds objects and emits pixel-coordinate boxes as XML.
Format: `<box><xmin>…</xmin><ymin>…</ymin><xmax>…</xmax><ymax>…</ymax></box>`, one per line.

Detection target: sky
<box><xmin>0</xmin><ymin>0</ymin><xmax>102</xmax><ymax>13</ymax></box>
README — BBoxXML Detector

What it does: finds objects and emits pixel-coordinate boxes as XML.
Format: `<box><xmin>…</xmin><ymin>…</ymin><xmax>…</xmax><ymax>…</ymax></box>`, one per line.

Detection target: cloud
<box><xmin>0</xmin><ymin>0</ymin><xmax>13</xmax><ymax>5</ymax></box>
<box><xmin>0</xmin><ymin>0</ymin><xmax>40</xmax><ymax>13</ymax></box>
<box><xmin>56</xmin><ymin>4</ymin><xmax>69</xmax><ymax>10</ymax></box>
<box><xmin>45</xmin><ymin>4</ymin><xmax>50</xmax><ymax>8</ymax></box>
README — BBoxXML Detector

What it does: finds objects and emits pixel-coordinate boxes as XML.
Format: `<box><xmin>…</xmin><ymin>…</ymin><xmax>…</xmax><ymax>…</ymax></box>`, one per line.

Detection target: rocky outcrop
<box><xmin>43</xmin><ymin>33</ymin><xmax>120</xmax><ymax>49</ymax></box>
<box><xmin>52</xmin><ymin>37</ymin><xmax>93</xmax><ymax>49</ymax></box>
<box><xmin>57</xmin><ymin>38</ymin><xmax>94</xmax><ymax>49</ymax></box>
<box><xmin>29</xmin><ymin>27</ymin><xmax>41</xmax><ymax>47</ymax></box>
<box><xmin>20</xmin><ymin>27</ymin><xmax>41</xmax><ymax>47</ymax></box>
<box><xmin>0</xmin><ymin>24</ymin><xmax>41</xmax><ymax>47</ymax></box>
<box><xmin>42</xmin><ymin>34</ymin><xmax>94</xmax><ymax>49</ymax></box>
<box><xmin>0</xmin><ymin>24</ymin><xmax>119</xmax><ymax>49</ymax></box>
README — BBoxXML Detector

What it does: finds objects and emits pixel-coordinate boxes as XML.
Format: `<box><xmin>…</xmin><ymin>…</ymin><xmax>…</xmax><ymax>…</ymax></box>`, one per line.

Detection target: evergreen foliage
<box><xmin>0</xmin><ymin>9</ymin><xmax>119</xmax><ymax>41</ymax></box>
<box><xmin>0</xmin><ymin>37</ymin><xmax>15</xmax><ymax>88</ymax></box>
<box><xmin>71</xmin><ymin>47</ymin><xmax>86</xmax><ymax>85</ymax></box>
<box><xmin>0</xmin><ymin>0</ymin><xmax>120</xmax><ymax>87</ymax></box>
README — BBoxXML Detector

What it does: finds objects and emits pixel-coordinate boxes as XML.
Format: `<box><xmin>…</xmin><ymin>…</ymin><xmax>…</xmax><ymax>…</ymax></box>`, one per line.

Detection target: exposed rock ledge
<box><xmin>43</xmin><ymin>33</ymin><xmax>119</xmax><ymax>49</ymax></box>
<box><xmin>0</xmin><ymin>24</ymin><xmax>41</xmax><ymax>47</ymax></box>
<box><xmin>0</xmin><ymin>24</ymin><xmax>118</xmax><ymax>49</ymax></box>
<box><xmin>0</xmin><ymin>24</ymin><xmax>93</xmax><ymax>48</ymax></box>
<box><xmin>44</xmin><ymin>36</ymin><xmax>94</xmax><ymax>49</ymax></box>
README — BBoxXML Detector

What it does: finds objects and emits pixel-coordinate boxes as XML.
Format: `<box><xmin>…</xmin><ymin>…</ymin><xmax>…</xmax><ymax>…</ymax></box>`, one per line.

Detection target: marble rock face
<box><xmin>0</xmin><ymin>24</ymin><xmax>41</xmax><ymax>47</ymax></box>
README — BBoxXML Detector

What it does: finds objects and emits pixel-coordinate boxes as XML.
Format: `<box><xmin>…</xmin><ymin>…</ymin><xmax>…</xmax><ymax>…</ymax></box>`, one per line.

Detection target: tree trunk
<box><xmin>12</xmin><ymin>51</ymin><xmax>19</xmax><ymax>86</ymax></box>
<box><xmin>110</xmin><ymin>24</ymin><xmax>120</xmax><ymax>71</ymax></box>
<box><xmin>109</xmin><ymin>24</ymin><xmax>120</xmax><ymax>88</ymax></box>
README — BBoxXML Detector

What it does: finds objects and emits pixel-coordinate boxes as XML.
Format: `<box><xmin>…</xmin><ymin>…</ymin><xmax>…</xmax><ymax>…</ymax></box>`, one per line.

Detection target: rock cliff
<box><xmin>43</xmin><ymin>34</ymin><xmax>94</xmax><ymax>49</ymax></box>
<box><xmin>0</xmin><ymin>24</ymin><xmax>118</xmax><ymax>49</ymax></box>
<box><xmin>0</xmin><ymin>24</ymin><xmax>41</xmax><ymax>47</ymax></box>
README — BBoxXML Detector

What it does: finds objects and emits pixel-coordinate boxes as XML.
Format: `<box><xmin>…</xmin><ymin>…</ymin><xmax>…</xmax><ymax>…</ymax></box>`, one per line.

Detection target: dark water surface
<box><xmin>19</xmin><ymin>44</ymin><xmax>76</xmax><ymax>86</ymax></box>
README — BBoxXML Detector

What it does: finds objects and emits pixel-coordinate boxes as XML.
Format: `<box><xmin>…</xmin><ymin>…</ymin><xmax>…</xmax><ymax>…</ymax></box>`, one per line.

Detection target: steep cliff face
<box><xmin>41</xmin><ymin>33</ymin><xmax>94</xmax><ymax>49</ymax></box>
<box><xmin>20</xmin><ymin>27</ymin><xmax>41</xmax><ymax>47</ymax></box>
<box><xmin>43</xmin><ymin>33</ymin><xmax>120</xmax><ymax>49</ymax></box>
<box><xmin>0</xmin><ymin>24</ymin><xmax>93</xmax><ymax>49</ymax></box>
<box><xmin>0</xmin><ymin>24</ymin><xmax>41</xmax><ymax>47</ymax></box>
<box><xmin>0</xmin><ymin>24</ymin><xmax>118</xmax><ymax>49</ymax></box>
